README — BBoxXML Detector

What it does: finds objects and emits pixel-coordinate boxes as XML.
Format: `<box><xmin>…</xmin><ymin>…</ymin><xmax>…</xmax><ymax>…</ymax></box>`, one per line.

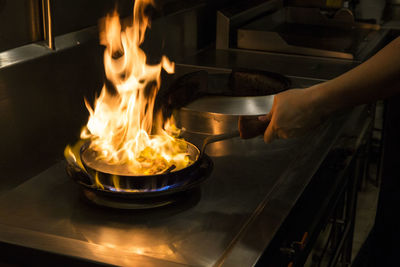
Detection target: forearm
<box><xmin>310</xmin><ymin>37</ymin><xmax>400</xmax><ymax>115</ymax></box>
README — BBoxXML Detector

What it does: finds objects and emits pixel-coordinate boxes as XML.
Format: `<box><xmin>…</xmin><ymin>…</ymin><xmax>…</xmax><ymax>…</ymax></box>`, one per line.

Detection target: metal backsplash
<box><xmin>0</xmin><ymin>40</ymin><xmax>104</xmax><ymax>190</ymax></box>
<box><xmin>0</xmin><ymin>0</ymin><xmax>42</xmax><ymax>53</ymax></box>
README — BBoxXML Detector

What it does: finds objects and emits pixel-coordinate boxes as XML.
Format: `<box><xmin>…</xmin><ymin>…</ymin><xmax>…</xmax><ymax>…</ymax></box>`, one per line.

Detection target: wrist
<box><xmin>307</xmin><ymin>82</ymin><xmax>337</xmax><ymax>119</ymax></box>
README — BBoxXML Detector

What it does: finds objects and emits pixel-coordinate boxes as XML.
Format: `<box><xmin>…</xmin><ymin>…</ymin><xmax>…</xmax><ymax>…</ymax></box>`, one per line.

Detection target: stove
<box><xmin>80</xmin><ymin>187</ymin><xmax>202</xmax><ymax>210</ymax></box>
<box><xmin>67</xmin><ymin>153</ymin><xmax>213</xmax><ymax>209</ymax></box>
<box><xmin>64</xmin><ymin>68</ymin><xmax>290</xmax><ymax>209</ymax></box>
<box><xmin>0</xmin><ymin>66</ymin><xmax>371</xmax><ymax>266</ymax></box>
<box><xmin>0</xmin><ymin>2</ymin><xmax>383</xmax><ymax>265</ymax></box>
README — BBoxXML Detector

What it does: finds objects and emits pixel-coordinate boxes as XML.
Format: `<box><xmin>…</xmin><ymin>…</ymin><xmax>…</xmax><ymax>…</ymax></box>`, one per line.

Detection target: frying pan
<box><xmin>68</xmin><ymin>115</ymin><xmax>269</xmax><ymax>197</ymax></box>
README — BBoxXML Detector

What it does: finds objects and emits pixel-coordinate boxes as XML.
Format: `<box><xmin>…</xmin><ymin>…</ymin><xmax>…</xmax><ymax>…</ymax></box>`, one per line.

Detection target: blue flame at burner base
<box><xmin>102</xmin><ymin>180</ymin><xmax>191</xmax><ymax>193</ymax></box>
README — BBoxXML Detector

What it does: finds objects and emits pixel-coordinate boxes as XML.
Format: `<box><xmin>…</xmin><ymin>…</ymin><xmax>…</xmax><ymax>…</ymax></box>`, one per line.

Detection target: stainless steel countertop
<box><xmin>0</xmin><ymin>105</ymin><xmax>367</xmax><ymax>266</ymax></box>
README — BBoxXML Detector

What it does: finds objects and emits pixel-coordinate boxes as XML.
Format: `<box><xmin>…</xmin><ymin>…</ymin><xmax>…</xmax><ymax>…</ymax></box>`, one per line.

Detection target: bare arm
<box><xmin>262</xmin><ymin>37</ymin><xmax>400</xmax><ymax>143</ymax></box>
<box><xmin>313</xmin><ymin>36</ymin><xmax>400</xmax><ymax>114</ymax></box>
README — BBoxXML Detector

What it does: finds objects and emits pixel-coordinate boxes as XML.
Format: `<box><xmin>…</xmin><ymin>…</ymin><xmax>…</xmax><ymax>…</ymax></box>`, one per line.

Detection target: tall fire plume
<box><xmin>65</xmin><ymin>0</ymin><xmax>193</xmax><ymax>175</ymax></box>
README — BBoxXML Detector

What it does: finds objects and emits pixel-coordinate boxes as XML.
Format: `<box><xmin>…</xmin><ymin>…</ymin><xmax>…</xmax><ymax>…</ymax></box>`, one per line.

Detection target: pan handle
<box><xmin>200</xmin><ymin>130</ymin><xmax>240</xmax><ymax>157</ymax></box>
<box><xmin>238</xmin><ymin>115</ymin><xmax>269</xmax><ymax>139</ymax></box>
<box><xmin>66</xmin><ymin>162</ymin><xmax>97</xmax><ymax>189</ymax></box>
<box><xmin>200</xmin><ymin>115</ymin><xmax>270</xmax><ymax>156</ymax></box>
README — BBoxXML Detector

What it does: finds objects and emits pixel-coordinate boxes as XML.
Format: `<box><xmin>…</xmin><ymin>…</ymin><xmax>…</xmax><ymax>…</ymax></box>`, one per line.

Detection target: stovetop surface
<box><xmin>0</xmin><ymin>105</ymin><xmax>368</xmax><ymax>266</ymax></box>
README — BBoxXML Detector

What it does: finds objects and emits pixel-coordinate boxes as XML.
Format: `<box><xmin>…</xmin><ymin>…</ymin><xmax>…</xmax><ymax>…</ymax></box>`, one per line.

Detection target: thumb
<box><xmin>258</xmin><ymin>115</ymin><xmax>269</xmax><ymax>122</ymax></box>
<box><xmin>265</xmin><ymin>111</ymin><xmax>272</xmax><ymax>121</ymax></box>
<box><xmin>258</xmin><ymin>111</ymin><xmax>272</xmax><ymax>122</ymax></box>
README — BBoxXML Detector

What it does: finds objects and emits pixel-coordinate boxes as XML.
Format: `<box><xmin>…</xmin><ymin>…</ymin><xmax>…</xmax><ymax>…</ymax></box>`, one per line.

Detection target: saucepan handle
<box><xmin>66</xmin><ymin>163</ymin><xmax>97</xmax><ymax>189</ymax></box>
<box><xmin>200</xmin><ymin>115</ymin><xmax>269</xmax><ymax>156</ymax></box>
<box><xmin>200</xmin><ymin>130</ymin><xmax>240</xmax><ymax>157</ymax></box>
<box><xmin>238</xmin><ymin>115</ymin><xmax>269</xmax><ymax>139</ymax></box>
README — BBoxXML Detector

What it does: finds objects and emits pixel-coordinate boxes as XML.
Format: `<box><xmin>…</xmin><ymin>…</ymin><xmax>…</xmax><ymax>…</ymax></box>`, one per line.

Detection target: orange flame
<box><xmin>69</xmin><ymin>0</ymin><xmax>193</xmax><ymax>176</ymax></box>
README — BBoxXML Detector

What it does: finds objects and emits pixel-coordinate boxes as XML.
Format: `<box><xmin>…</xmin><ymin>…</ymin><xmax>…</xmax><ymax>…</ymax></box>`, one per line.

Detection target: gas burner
<box><xmin>66</xmin><ymin>154</ymin><xmax>213</xmax><ymax>209</ymax></box>
<box><xmin>81</xmin><ymin>188</ymin><xmax>201</xmax><ymax>210</ymax></box>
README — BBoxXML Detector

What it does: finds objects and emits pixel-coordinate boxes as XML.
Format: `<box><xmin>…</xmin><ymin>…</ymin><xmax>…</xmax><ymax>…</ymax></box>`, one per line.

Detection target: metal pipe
<box><xmin>42</xmin><ymin>0</ymin><xmax>55</xmax><ymax>50</ymax></box>
<box><xmin>27</xmin><ymin>0</ymin><xmax>42</xmax><ymax>42</ymax></box>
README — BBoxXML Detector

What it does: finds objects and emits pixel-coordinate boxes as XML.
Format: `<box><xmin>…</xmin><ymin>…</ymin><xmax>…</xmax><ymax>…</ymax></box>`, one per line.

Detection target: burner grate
<box><xmin>66</xmin><ymin>154</ymin><xmax>213</xmax><ymax>208</ymax></box>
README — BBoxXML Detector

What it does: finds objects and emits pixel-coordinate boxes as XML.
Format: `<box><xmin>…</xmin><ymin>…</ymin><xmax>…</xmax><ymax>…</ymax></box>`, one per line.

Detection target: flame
<box><xmin>67</xmin><ymin>0</ymin><xmax>194</xmax><ymax>177</ymax></box>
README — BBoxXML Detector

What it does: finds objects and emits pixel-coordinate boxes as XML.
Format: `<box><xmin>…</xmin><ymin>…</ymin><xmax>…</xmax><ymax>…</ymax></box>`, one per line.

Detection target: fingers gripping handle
<box><xmin>238</xmin><ymin>115</ymin><xmax>270</xmax><ymax>139</ymax></box>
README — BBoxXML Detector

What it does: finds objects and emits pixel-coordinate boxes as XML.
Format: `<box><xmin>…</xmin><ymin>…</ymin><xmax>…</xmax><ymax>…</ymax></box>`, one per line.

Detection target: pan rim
<box><xmin>80</xmin><ymin>139</ymin><xmax>200</xmax><ymax>177</ymax></box>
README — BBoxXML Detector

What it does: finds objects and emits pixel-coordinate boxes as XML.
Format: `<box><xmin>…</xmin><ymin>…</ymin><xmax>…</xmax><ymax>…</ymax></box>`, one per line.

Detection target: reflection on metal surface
<box><xmin>185</xmin><ymin>95</ymin><xmax>274</xmax><ymax>115</ymax></box>
<box><xmin>0</xmin><ymin>43</ymin><xmax>49</xmax><ymax>69</ymax></box>
<box><xmin>83</xmin><ymin>228</ymin><xmax>184</xmax><ymax>264</ymax></box>
<box><xmin>203</xmin><ymin>135</ymin><xmax>303</xmax><ymax>157</ymax></box>
<box><xmin>215</xmin><ymin>0</ymin><xmax>386</xmax><ymax>61</ymax></box>
<box><xmin>177</xmin><ymin>95</ymin><xmax>274</xmax><ymax>135</ymax></box>
<box><xmin>235</xmin><ymin>6</ymin><xmax>381</xmax><ymax>60</ymax></box>
<box><xmin>28</xmin><ymin>0</ymin><xmax>42</xmax><ymax>42</ymax></box>
<box><xmin>42</xmin><ymin>0</ymin><xmax>55</xmax><ymax>50</ymax></box>
<box><xmin>0</xmin><ymin>26</ymin><xmax>97</xmax><ymax>69</ymax></box>
<box><xmin>176</xmin><ymin>109</ymin><xmax>237</xmax><ymax>134</ymax></box>
<box><xmin>0</xmin><ymin>106</ymin><xmax>364</xmax><ymax>266</ymax></box>
<box><xmin>76</xmin><ymin>186</ymin><xmax>209</xmax><ymax>265</ymax></box>
<box><xmin>237</xmin><ymin>29</ymin><xmax>354</xmax><ymax>59</ymax></box>
<box><xmin>216</xmin><ymin>0</ymin><xmax>283</xmax><ymax>49</ymax></box>
<box><xmin>82</xmin><ymin>189</ymin><xmax>175</xmax><ymax>209</ymax></box>
<box><xmin>0</xmin><ymin>1</ymin><xmax>42</xmax><ymax>52</ymax></box>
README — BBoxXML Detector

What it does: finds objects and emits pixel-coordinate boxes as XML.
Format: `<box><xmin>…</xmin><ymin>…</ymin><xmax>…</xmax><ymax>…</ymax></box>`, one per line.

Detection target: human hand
<box><xmin>260</xmin><ymin>87</ymin><xmax>327</xmax><ymax>143</ymax></box>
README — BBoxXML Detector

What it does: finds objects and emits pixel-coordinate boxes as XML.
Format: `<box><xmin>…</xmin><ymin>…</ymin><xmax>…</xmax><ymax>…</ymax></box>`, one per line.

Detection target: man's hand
<box><xmin>259</xmin><ymin>87</ymin><xmax>326</xmax><ymax>143</ymax></box>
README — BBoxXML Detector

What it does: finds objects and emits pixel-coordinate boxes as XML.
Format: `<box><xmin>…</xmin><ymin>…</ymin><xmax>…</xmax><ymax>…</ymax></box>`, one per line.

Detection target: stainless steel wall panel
<box><xmin>0</xmin><ymin>40</ymin><xmax>104</xmax><ymax>191</ymax></box>
<box><xmin>0</xmin><ymin>0</ymin><xmax>42</xmax><ymax>52</ymax></box>
<box><xmin>52</xmin><ymin>0</ymin><xmax>133</xmax><ymax>36</ymax></box>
